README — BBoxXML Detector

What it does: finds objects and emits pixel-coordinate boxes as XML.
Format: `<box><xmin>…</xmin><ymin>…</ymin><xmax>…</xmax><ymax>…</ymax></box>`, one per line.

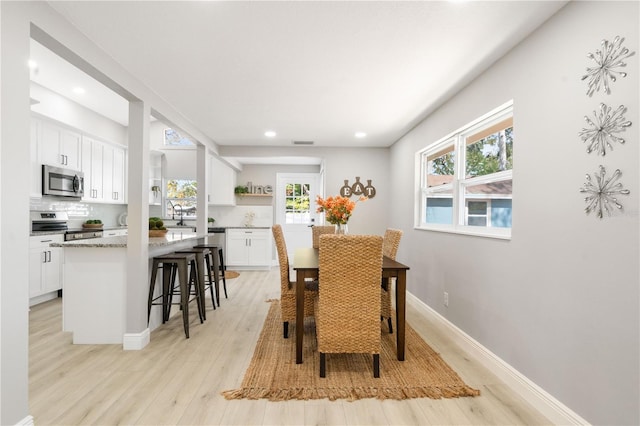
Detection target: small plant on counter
<box><xmin>85</xmin><ymin>219</ymin><xmax>102</xmax><ymax>224</ymax></box>
<box><xmin>148</xmin><ymin>217</ymin><xmax>166</xmax><ymax>230</ymax></box>
<box><xmin>208</xmin><ymin>217</ymin><xmax>215</xmax><ymax>223</ymax></box>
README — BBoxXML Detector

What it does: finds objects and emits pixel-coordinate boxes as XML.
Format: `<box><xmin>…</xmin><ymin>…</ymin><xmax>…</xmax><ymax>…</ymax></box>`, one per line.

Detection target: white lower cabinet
<box><xmin>226</xmin><ymin>228</ymin><xmax>271</xmax><ymax>268</ymax></box>
<box><xmin>103</xmin><ymin>229</ymin><xmax>128</xmax><ymax>237</ymax></box>
<box><xmin>29</xmin><ymin>234</ymin><xmax>63</xmax><ymax>303</ymax></box>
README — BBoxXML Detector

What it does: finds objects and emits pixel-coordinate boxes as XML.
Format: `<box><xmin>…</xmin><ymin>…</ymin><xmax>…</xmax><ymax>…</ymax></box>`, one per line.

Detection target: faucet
<box><xmin>168</xmin><ymin>200</ymin><xmax>184</xmax><ymax>225</ymax></box>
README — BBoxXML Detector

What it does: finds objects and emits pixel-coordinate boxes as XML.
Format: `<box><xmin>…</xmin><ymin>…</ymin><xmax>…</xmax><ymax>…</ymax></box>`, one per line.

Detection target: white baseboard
<box><xmin>407</xmin><ymin>292</ymin><xmax>590</xmax><ymax>426</ymax></box>
<box><xmin>122</xmin><ymin>328</ymin><xmax>150</xmax><ymax>351</ymax></box>
<box><xmin>15</xmin><ymin>415</ymin><xmax>34</xmax><ymax>426</ymax></box>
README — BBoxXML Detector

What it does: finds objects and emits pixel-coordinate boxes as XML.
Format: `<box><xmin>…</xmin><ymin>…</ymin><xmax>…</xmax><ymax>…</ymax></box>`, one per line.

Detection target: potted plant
<box><xmin>148</xmin><ymin>217</ymin><xmax>168</xmax><ymax>237</ymax></box>
<box><xmin>83</xmin><ymin>219</ymin><xmax>103</xmax><ymax>229</ymax></box>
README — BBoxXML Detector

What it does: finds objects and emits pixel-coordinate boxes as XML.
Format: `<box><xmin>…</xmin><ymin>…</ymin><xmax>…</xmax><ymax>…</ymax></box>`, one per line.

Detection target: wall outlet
<box><xmin>443</xmin><ymin>291</ymin><xmax>449</xmax><ymax>307</ymax></box>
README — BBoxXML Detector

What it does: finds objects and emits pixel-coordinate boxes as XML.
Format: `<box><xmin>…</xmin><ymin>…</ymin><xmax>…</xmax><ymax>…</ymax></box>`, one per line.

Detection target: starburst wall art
<box><xmin>582</xmin><ymin>36</ymin><xmax>635</xmax><ymax>97</ymax></box>
<box><xmin>580</xmin><ymin>165</ymin><xmax>630</xmax><ymax>219</ymax></box>
<box><xmin>578</xmin><ymin>103</ymin><xmax>632</xmax><ymax>156</ymax></box>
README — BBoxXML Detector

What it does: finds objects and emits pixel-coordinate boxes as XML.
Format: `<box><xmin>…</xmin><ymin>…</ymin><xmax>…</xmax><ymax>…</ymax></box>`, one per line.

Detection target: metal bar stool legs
<box><xmin>194</xmin><ymin>244</ymin><xmax>227</xmax><ymax>306</ymax></box>
<box><xmin>176</xmin><ymin>247</ymin><xmax>217</xmax><ymax>316</ymax></box>
<box><xmin>148</xmin><ymin>252</ymin><xmax>203</xmax><ymax>338</ymax></box>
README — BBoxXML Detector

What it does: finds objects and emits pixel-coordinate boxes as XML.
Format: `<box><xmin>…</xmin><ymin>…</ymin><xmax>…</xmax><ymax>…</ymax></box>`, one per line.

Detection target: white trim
<box><xmin>15</xmin><ymin>415</ymin><xmax>34</xmax><ymax>426</ymax></box>
<box><xmin>123</xmin><ymin>328</ymin><xmax>150</xmax><ymax>351</ymax></box>
<box><xmin>407</xmin><ymin>292</ymin><xmax>591</xmax><ymax>426</ymax></box>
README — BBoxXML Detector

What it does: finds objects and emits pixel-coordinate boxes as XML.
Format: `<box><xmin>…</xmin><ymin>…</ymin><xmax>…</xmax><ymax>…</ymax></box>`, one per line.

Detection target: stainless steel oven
<box><xmin>42</xmin><ymin>164</ymin><xmax>84</xmax><ymax>199</ymax></box>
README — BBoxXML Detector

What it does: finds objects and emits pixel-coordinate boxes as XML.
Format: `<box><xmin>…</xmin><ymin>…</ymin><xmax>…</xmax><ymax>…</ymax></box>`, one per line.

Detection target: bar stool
<box><xmin>193</xmin><ymin>244</ymin><xmax>227</xmax><ymax>306</ymax></box>
<box><xmin>148</xmin><ymin>252</ymin><xmax>203</xmax><ymax>338</ymax></box>
<box><xmin>176</xmin><ymin>247</ymin><xmax>217</xmax><ymax>318</ymax></box>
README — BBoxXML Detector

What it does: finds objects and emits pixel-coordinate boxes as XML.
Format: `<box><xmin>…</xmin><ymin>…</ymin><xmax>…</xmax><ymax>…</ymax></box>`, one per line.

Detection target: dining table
<box><xmin>292</xmin><ymin>247</ymin><xmax>410</xmax><ymax>364</ymax></box>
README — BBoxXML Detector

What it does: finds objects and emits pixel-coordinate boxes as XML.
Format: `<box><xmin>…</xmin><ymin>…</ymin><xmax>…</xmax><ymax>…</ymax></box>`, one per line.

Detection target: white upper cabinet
<box><xmin>81</xmin><ymin>136</ymin><xmax>104</xmax><ymax>201</ymax></box>
<box><xmin>38</xmin><ymin>119</ymin><xmax>82</xmax><ymax>170</ymax></box>
<box><xmin>80</xmin><ymin>134</ymin><xmax>127</xmax><ymax>204</ymax></box>
<box><xmin>31</xmin><ymin>116</ymin><xmax>127</xmax><ymax>203</ymax></box>
<box><xmin>208</xmin><ymin>154</ymin><xmax>236</xmax><ymax>206</ymax></box>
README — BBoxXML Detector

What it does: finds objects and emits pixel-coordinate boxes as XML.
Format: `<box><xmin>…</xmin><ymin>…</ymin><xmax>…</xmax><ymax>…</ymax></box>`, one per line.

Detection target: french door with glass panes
<box><xmin>276</xmin><ymin>173</ymin><xmax>321</xmax><ymax>259</ymax></box>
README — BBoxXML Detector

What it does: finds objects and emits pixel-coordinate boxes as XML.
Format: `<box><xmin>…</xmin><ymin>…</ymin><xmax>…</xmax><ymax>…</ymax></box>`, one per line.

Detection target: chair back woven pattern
<box><xmin>317</xmin><ymin>234</ymin><xmax>383</xmax><ymax>354</ymax></box>
<box><xmin>312</xmin><ymin>226</ymin><xmax>336</xmax><ymax>249</ymax></box>
<box><xmin>272</xmin><ymin>225</ymin><xmax>316</xmax><ymax>323</ymax></box>
<box><xmin>383</xmin><ymin>228</ymin><xmax>403</xmax><ymax>260</ymax></box>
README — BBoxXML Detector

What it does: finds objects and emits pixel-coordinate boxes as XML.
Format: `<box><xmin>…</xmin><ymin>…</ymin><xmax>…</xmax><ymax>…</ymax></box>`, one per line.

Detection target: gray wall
<box><xmin>220</xmin><ymin>146</ymin><xmax>390</xmax><ymax>236</ymax></box>
<box><xmin>389</xmin><ymin>2</ymin><xmax>639</xmax><ymax>424</ymax></box>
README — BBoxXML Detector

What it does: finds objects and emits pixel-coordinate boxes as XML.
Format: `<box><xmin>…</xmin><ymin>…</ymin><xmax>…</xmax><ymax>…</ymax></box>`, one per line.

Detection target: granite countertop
<box><xmin>50</xmin><ymin>232</ymin><xmax>206</xmax><ymax>248</ymax></box>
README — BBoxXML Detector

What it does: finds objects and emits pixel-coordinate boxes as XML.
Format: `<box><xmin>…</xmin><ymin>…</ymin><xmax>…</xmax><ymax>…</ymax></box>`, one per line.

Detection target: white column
<box><xmin>125</xmin><ymin>100</ymin><xmax>150</xmax><ymax>349</ymax></box>
<box><xmin>196</xmin><ymin>144</ymin><xmax>208</xmax><ymax>234</ymax></box>
<box><xmin>0</xmin><ymin>2</ymin><xmax>31</xmax><ymax>423</ymax></box>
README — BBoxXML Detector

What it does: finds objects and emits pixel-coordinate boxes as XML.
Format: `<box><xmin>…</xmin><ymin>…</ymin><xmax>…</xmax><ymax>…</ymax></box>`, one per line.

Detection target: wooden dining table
<box><xmin>292</xmin><ymin>247</ymin><xmax>410</xmax><ymax>364</ymax></box>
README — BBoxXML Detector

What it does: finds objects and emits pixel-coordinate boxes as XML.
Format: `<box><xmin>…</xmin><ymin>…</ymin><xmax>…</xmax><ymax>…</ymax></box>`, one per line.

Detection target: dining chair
<box><xmin>272</xmin><ymin>224</ymin><xmax>317</xmax><ymax>338</ymax></box>
<box><xmin>311</xmin><ymin>225</ymin><xmax>335</xmax><ymax>249</ymax></box>
<box><xmin>381</xmin><ymin>228</ymin><xmax>403</xmax><ymax>333</ymax></box>
<box><xmin>315</xmin><ymin>234</ymin><xmax>383</xmax><ymax>378</ymax></box>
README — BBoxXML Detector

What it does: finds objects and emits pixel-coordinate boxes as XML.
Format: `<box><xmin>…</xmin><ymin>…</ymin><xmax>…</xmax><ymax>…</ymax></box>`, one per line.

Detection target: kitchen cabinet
<box><xmin>226</xmin><ymin>228</ymin><xmax>271</xmax><ymax>268</ymax></box>
<box><xmin>103</xmin><ymin>229</ymin><xmax>127</xmax><ymax>237</ymax></box>
<box><xmin>31</xmin><ymin>117</ymin><xmax>82</xmax><ymax>198</ymax></box>
<box><xmin>38</xmin><ymin>119</ymin><xmax>82</xmax><ymax>170</ymax></box>
<box><xmin>81</xmin><ymin>135</ymin><xmax>127</xmax><ymax>204</ymax></box>
<box><xmin>109</xmin><ymin>145</ymin><xmax>126</xmax><ymax>203</ymax></box>
<box><xmin>208</xmin><ymin>154</ymin><xmax>236</xmax><ymax>206</ymax></box>
<box><xmin>29</xmin><ymin>234</ymin><xmax>63</xmax><ymax>303</ymax></box>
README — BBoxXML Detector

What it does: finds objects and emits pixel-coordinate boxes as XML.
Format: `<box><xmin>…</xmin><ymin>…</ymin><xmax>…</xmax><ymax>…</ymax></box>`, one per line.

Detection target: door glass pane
<box><xmin>285</xmin><ymin>182</ymin><xmax>311</xmax><ymax>224</ymax></box>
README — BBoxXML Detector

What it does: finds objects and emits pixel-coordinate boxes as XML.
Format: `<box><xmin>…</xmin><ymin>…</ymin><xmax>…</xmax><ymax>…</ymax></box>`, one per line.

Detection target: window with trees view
<box><xmin>165</xmin><ymin>179</ymin><xmax>197</xmax><ymax>220</ymax></box>
<box><xmin>418</xmin><ymin>101</ymin><xmax>513</xmax><ymax>238</ymax></box>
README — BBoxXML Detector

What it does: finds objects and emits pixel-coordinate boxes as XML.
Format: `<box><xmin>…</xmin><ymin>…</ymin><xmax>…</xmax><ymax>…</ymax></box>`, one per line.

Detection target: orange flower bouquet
<box><xmin>316</xmin><ymin>195</ymin><xmax>367</xmax><ymax>225</ymax></box>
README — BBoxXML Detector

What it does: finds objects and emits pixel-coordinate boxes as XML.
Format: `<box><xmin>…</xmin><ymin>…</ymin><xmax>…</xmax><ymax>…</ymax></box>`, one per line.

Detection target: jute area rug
<box><xmin>222</xmin><ymin>300</ymin><xmax>479</xmax><ymax>401</ymax></box>
<box><xmin>224</xmin><ymin>270</ymin><xmax>240</xmax><ymax>279</ymax></box>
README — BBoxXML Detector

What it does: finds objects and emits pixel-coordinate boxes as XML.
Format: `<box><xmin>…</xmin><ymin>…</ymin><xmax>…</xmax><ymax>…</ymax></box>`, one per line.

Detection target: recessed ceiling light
<box><xmin>27</xmin><ymin>60</ymin><xmax>38</xmax><ymax>70</ymax></box>
<box><xmin>265</xmin><ymin>130</ymin><xmax>276</xmax><ymax>138</ymax></box>
<box><xmin>355</xmin><ymin>132</ymin><xmax>367</xmax><ymax>138</ymax></box>
<box><xmin>73</xmin><ymin>87</ymin><xmax>86</xmax><ymax>95</ymax></box>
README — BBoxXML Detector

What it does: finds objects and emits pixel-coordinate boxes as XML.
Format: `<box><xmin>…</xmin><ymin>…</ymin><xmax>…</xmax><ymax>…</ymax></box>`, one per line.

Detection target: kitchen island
<box><xmin>52</xmin><ymin>233</ymin><xmax>207</xmax><ymax>346</ymax></box>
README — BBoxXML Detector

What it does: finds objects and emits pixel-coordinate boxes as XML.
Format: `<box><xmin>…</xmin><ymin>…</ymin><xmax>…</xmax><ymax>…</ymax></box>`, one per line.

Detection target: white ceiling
<box><xmin>34</xmin><ymin>1</ymin><xmax>566</xmax><ymax>150</ymax></box>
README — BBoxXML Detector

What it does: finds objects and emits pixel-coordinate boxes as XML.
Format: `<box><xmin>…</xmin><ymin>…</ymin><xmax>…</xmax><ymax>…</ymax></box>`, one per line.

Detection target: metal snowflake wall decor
<box><xmin>580</xmin><ymin>165</ymin><xmax>630</xmax><ymax>218</ymax></box>
<box><xmin>579</xmin><ymin>103</ymin><xmax>632</xmax><ymax>155</ymax></box>
<box><xmin>582</xmin><ymin>36</ymin><xmax>635</xmax><ymax>97</ymax></box>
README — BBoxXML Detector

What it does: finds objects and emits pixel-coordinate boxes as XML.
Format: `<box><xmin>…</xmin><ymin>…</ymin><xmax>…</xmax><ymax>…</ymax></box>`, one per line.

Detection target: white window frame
<box><xmin>415</xmin><ymin>101</ymin><xmax>513</xmax><ymax>240</ymax></box>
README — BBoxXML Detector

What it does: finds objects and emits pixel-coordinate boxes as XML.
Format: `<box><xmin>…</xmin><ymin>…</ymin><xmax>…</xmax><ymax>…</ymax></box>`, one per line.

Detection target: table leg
<box><xmin>396</xmin><ymin>269</ymin><xmax>406</xmax><ymax>361</ymax></box>
<box><xmin>296</xmin><ymin>271</ymin><xmax>305</xmax><ymax>364</ymax></box>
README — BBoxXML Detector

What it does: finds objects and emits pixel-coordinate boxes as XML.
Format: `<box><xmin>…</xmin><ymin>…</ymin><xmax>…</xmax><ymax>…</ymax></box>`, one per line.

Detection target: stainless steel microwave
<box><xmin>42</xmin><ymin>164</ymin><xmax>84</xmax><ymax>199</ymax></box>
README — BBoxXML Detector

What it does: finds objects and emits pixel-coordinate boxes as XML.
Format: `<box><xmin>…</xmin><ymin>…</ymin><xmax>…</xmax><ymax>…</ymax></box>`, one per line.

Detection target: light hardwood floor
<box><xmin>29</xmin><ymin>268</ymin><xmax>551</xmax><ymax>425</ymax></box>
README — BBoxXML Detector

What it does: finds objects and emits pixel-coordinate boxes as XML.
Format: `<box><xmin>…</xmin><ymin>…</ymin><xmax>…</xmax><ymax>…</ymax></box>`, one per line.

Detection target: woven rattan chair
<box><xmin>315</xmin><ymin>234</ymin><xmax>383</xmax><ymax>378</ymax></box>
<box><xmin>312</xmin><ymin>225</ymin><xmax>335</xmax><ymax>249</ymax></box>
<box><xmin>272</xmin><ymin>224</ymin><xmax>317</xmax><ymax>338</ymax></box>
<box><xmin>381</xmin><ymin>228</ymin><xmax>403</xmax><ymax>333</ymax></box>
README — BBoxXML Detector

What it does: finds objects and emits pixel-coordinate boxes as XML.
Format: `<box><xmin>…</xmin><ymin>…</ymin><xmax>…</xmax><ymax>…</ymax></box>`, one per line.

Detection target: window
<box><xmin>417</xmin><ymin>101</ymin><xmax>513</xmax><ymax>238</ymax></box>
<box><xmin>165</xmin><ymin>179</ymin><xmax>197</xmax><ymax>220</ymax></box>
<box><xmin>285</xmin><ymin>183</ymin><xmax>311</xmax><ymax>224</ymax></box>
<box><xmin>164</xmin><ymin>128</ymin><xmax>195</xmax><ymax>146</ymax></box>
